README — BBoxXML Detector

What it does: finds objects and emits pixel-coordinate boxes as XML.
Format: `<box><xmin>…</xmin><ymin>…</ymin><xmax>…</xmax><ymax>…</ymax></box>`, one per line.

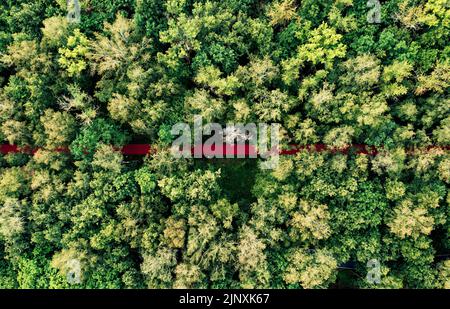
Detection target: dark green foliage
<box><xmin>0</xmin><ymin>0</ymin><xmax>448</xmax><ymax>289</ymax></box>
<box><xmin>70</xmin><ymin>118</ymin><xmax>128</xmax><ymax>160</ymax></box>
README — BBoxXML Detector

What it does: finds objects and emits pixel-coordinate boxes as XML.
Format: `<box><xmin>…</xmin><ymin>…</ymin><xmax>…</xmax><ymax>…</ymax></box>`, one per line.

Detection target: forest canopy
<box><xmin>0</xmin><ymin>0</ymin><xmax>449</xmax><ymax>289</ymax></box>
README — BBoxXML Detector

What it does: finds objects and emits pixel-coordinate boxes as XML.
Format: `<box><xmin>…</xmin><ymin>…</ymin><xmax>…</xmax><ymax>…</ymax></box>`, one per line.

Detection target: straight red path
<box><xmin>1</xmin><ymin>144</ymin><xmax>449</xmax><ymax>156</ymax></box>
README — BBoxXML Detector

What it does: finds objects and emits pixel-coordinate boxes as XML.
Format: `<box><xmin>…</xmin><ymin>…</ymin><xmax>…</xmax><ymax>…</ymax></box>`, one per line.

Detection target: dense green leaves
<box><xmin>0</xmin><ymin>0</ymin><xmax>449</xmax><ymax>289</ymax></box>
